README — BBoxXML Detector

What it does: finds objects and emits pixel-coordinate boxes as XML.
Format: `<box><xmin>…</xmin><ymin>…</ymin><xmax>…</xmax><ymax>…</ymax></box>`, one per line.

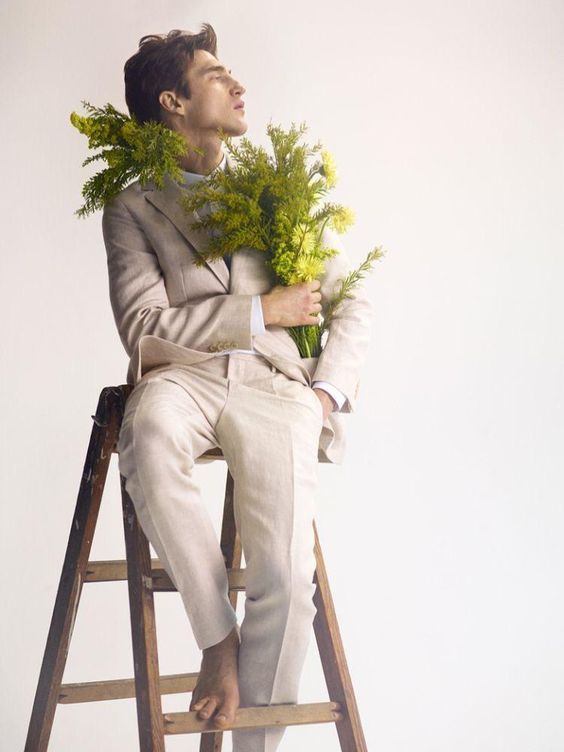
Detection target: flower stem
<box><xmin>288</xmin><ymin>323</ymin><xmax>322</xmax><ymax>358</ymax></box>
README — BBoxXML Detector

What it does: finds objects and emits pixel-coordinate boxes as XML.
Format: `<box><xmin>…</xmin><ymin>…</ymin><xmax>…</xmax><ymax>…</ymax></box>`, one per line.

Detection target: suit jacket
<box><xmin>101</xmin><ymin>151</ymin><xmax>374</xmax><ymax>464</ymax></box>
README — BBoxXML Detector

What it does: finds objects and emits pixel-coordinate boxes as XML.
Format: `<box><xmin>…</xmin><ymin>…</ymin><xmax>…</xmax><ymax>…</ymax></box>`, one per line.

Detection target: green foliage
<box><xmin>70</xmin><ymin>103</ymin><xmax>386</xmax><ymax>359</ymax></box>
<box><xmin>180</xmin><ymin>120</ymin><xmax>383</xmax><ymax>357</ymax></box>
<box><xmin>323</xmin><ymin>245</ymin><xmax>386</xmax><ymax>331</ymax></box>
<box><xmin>180</xmin><ymin>121</ymin><xmax>353</xmax><ymax>286</ymax></box>
<box><xmin>70</xmin><ymin>101</ymin><xmax>202</xmax><ymax>217</ymax></box>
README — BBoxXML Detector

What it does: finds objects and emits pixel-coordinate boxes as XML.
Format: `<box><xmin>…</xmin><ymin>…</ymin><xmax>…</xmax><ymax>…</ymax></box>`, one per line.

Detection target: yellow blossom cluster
<box><xmin>320</xmin><ymin>149</ymin><xmax>338</xmax><ymax>188</ymax></box>
<box><xmin>330</xmin><ymin>206</ymin><xmax>355</xmax><ymax>233</ymax></box>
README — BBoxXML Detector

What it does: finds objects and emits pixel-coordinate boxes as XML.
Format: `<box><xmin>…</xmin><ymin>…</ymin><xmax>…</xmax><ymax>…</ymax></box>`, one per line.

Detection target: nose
<box><xmin>232</xmin><ymin>78</ymin><xmax>245</xmax><ymax>96</ymax></box>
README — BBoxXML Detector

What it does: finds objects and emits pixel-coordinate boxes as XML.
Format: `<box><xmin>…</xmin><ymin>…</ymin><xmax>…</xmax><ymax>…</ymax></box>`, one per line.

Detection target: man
<box><xmin>102</xmin><ymin>24</ymin><xmax>373</xmax><ymax>752</ymax></box>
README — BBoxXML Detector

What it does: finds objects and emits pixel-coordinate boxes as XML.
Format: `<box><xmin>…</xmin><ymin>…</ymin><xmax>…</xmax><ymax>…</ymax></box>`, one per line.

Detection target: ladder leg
<box><xmin>199</xmin><ymin>467</ymin><xmax>240</xmax><ymax>752</ymax></box>
<box><xmin>25</xmin><ymin>386</ymin><xmax>123</xmax><ymax>752</ymax></box>
<box><xmin>121</xmin><ymin>477</ymin><xmax>166</xmax><ymax>752</ymax></box>
<box><xmin>312</xmin><ymin>520</ymin><xmax>368</xmax><ymax>752</ymax></box>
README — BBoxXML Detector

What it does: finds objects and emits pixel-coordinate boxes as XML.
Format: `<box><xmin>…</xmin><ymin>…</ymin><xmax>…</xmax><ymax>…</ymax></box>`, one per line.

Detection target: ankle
<box><xmin>203</xmin><ymin>626</ymin><xmax>239</xmax><ymax>655</ymax></box>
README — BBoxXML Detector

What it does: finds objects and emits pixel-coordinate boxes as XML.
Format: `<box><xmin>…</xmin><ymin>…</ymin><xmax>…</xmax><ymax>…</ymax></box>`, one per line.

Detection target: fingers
<box><xmin>307</xmin><ymin>289</ymin><xmax>322</xmax><ymax>323</ymax></box>
<box><xmin>267</xmin><ymin>278</ymin><xmax>323</xmax><ymax>327</ymax></box>
<box><xmin>306</xmin><ymin>280</ymin><xmax>322</xmax><ymax>305</ymax></box>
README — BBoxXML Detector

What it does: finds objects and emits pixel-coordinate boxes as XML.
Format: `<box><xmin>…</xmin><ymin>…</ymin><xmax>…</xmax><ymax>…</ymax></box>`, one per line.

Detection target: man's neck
<box><xmin>179</xmin><ymin>151</ymin><xmax>226</xmax><ymax>188</ymax></box>
<box><xmin>177</xmin><ymin>136</ymin><xmax>224</xmax><ymax>176</ymax></box>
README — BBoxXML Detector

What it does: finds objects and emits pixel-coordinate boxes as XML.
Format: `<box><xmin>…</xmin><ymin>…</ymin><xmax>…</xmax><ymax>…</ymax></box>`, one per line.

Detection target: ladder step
<box><xmin>59</xmin><ymin>672</ymin><xmax>199</xmax><ymax>703</ymax></box>
<box><xmin>59</xmin><ymin>680</ymin><xmax>343</xmax><ymax>733</ymax></box>
<box><xmin>84</xmin><ymin>559</ymin><xmax>246</xmax><ymax>591</ymax></box>
<box><xmin>164</xmin><ymin>701</ymin><xmax>343</xmax><ymax>734</ymax></box>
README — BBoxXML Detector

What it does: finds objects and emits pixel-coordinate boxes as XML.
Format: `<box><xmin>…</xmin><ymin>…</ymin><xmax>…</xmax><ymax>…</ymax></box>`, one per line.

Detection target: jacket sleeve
<box><xmin>102</xmin><ymin>196</ymin><xmax>255</xmax><ymax>357</ymax></box>
<box><xmin>311</xmin><ymin>227</ymin><xmax>375</xmax><ymax>413</ymax></box>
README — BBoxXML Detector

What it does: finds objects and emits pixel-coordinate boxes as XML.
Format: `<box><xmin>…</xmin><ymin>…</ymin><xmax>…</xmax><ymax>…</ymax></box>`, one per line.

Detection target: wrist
<box><xmin>260</xmin><ymin>294</ymin><xmax>274</xmax><ymax>326</ymax></box>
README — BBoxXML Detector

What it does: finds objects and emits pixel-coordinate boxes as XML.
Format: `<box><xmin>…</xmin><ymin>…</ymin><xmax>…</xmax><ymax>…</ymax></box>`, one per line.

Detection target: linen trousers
<box><xmin>116</xmin><ymin>351</ymin><xmax>324</xmax><ymax>752</ymax></box>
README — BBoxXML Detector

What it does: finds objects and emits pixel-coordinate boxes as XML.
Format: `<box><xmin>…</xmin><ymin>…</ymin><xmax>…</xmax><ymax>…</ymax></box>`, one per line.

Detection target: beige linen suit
<box><xmin>102</xmin><ymin>151</ymin><xmax>373</xmax><ymax>752</ymax></box>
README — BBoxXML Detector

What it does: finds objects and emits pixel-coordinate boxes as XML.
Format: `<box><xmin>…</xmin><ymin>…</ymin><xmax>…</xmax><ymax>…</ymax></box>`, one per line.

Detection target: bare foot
<box><xmin>189</xmin><ymin>625</ymin><xmax>240</xmax><ymax>728</ymax></box>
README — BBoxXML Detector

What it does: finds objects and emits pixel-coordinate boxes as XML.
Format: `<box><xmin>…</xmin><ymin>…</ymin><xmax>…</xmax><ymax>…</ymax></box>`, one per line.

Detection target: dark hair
<box><xmin>124</xmin><ymin>24</ymin><xmax>218</xmax><ymax>124</ymax></box>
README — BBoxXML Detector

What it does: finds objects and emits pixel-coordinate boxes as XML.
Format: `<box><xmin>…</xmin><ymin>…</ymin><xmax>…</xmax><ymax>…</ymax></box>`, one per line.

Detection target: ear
<box><xmin>158</xmin><ymin>90</ymin><xmax>184</xmax><ymax>117</ymax></box>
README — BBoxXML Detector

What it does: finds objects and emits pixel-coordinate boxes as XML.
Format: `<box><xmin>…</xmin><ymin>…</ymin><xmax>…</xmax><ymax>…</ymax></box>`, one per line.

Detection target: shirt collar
<box><xmin>179</xmin><ymin>151</ymin><xmax>227</xmax><ymax>188</ymax></box>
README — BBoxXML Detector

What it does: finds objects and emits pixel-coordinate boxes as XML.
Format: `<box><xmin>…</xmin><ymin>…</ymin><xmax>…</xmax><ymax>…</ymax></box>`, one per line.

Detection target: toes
<box><xmin>190</xmin><ymin>696</ymin><xmax>208</xmax><ymax>712</ymax></box>
<box><xmin>197</xmin><ymin>697</ymin><xmax>218</xmax><ymax>719</ymax></box>
<box><xmin>214</xmin><ymin>698</ymin><xmax>239</xmax><ymax>727</ymax></box>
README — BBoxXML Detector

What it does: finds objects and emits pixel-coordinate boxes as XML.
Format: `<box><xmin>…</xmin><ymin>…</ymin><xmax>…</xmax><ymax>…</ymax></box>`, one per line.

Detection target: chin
<box><xmin>222</xmin><ymin>119</ymin><xmax>248</xmax><ymax>137</ymax></box>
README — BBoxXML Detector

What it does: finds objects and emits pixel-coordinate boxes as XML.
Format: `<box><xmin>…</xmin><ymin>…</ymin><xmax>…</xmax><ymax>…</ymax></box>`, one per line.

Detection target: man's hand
<box><xmin>260</xmin><ymin>281</ymin><xmax>322</xmax><ymax>327</ymax></box>
<box><xmin>313</xmin><ymin>387</ymin><xmax>336</xmax><ymax>421</ymax></box>
<box><xmin>261</xmin><ymin>281</ymin><xmax>334</xmax><ymax>420</ymax></box>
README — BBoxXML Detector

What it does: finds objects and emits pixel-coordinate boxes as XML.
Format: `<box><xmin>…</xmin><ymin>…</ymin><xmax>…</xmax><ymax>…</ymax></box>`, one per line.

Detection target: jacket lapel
<box><xmin>143</xmin><ymin>172</ymin><xmax>230</xmax><ymax>292</ymax></box>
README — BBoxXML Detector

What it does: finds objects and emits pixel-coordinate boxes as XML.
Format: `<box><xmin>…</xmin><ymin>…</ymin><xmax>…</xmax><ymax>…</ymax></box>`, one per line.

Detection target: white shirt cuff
<box><xmin>251</xmin><ymin>295</ymin><xmax>266</xmax><ymax>336</ymax></box>
<box><xmin>311</xmin><ymin>380</ymin><xmax>347</xmax><ymax>411</ymax></box>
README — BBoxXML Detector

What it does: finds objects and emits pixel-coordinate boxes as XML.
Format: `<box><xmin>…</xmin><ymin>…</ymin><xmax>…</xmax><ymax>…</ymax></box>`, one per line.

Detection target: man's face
<box><xmin>178</xmin><ymin>48</ymin><xmax>247</xmax><ymax>137</ymax></box>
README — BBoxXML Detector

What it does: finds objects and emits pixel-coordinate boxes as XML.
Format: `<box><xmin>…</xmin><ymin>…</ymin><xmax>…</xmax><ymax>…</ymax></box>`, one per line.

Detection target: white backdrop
<box><xmin>2</xmin><ymin>1</ymin><xmax>563</xmax><ymax>751</ymax></box>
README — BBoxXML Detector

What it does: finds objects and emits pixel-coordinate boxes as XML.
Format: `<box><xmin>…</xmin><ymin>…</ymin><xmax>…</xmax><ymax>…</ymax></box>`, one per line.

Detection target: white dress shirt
<box><xmin>178</xmin><ymin>154</ymin><xmax>346</xmax><ymax>412</ymax></box>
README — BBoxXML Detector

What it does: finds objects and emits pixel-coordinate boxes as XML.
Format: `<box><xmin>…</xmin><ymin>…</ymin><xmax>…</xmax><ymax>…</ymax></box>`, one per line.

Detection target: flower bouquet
<box><xmin>179</xmin><ymin>121</ymin><xmax>384</xmax><ymax>356</ymax></box>
<box><xmin>70</xmin><ymin>102</ymin><xmax>385</xmax><ymax>357</ymax></box>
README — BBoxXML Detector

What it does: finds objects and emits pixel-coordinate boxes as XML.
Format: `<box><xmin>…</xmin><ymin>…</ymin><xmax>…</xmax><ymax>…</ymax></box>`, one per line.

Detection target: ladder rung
<box><xmin>84</xmin><ymin>559</ymin><xmax>246</xmax><ymax>591</ymax></box>
<box><xmin>59</xmin><ymin>672</ymin><xmax>199</xmax><ymax>703</ymax></box>
<box><xmin>163</xmin><ymin>701</ymin><xmax>343</xmax><ymax>734</ymax></box>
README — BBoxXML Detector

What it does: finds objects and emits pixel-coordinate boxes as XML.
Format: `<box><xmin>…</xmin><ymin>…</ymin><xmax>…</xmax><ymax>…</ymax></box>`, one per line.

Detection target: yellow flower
<box><xmin>120</xmin><ymin>120</ymin><xmax>137</xmax><ymax>143</ymax></box>
<box><xmin>320</xmin><ymin>149</ymin><xmax>337</xmax><ymax>188</ymax></box>
<box><xmin>69</xmin><ymin>112</ymin><xmax>84</xmax><ymax>131</ymax></box>
<box><xmin>331</xmin><ymin>206</ymin><xmax>355</xmax><ymax>233</ymax></box>
<box><xmin>287</xmin><ymin>254</ymin><xmax>325</xmax><ymax>284</ymax></box>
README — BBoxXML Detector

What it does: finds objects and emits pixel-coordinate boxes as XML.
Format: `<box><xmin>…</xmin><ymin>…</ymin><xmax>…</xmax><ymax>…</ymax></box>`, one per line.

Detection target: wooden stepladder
<box><xmin>24</xmin><ymin>385</ymin><xmax>367</xmax><ymax>752</ymax></box>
